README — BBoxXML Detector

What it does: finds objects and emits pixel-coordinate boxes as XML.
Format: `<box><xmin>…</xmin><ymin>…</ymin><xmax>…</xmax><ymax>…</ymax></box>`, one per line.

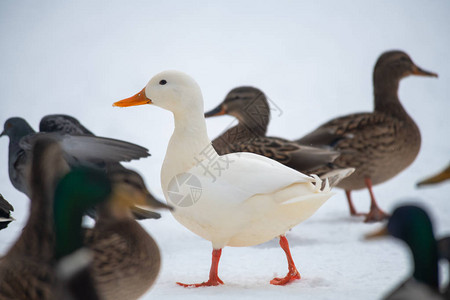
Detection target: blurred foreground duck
<box><xmin>0</xmin><ymin>137</ymin><xmax>169</xmax><ymax>299</ymax></box>
<box><xmin>0</xmin><ymin>138</ymin><xmax>109</xmax><ymax>299</ymax></box>
<box><xmin>438</xmin><ymin>237</ymin><xmax>450</xmax><ymax>299</ymax></box>
<box><xmin>417</xmin><ymin>163</ymin><xmax>450</xmax><ymax>187</ymax></box>
<box><xmin>40</xmin><ymin>115</ymin><xmax>171</xmax><ymax>298</ymax></box>
<box><xmin>205</xmin><ymin>87</ymin><xmax>344</xmax><ymax>178</ymax></box>
<box><xmin>85</xmin><ymin>166</ymin><xmax>171</xmax><ymax>300</ymax></box>
<box><xmin>0</xmin><ymin>194</ymin><xmax>14</xmax><ymax>230</ymax></box>
<box><xmin>296</xmin><ymin>50</ymin><xmax>438</xmax><ymax>222</ymax></box>
<box><xmin>1</xmin><ymin>116</ymin><xmax>161</xmax><ymax>220</ymax></box>
<box><xmin>367</xmin><ymin>205</ymin><xmax>447</xmax><ymax>300</ymax></box>
<box><xmin>114</xmin><ymin>70</ymin><xmax>351</xmax><ymax>287</ymax></box>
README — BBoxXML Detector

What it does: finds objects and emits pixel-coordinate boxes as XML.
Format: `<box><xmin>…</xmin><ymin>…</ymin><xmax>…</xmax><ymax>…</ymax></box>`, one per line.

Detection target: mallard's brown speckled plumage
<box><xmin>205</xmin><ymin>86</ymin><xmax>340</xmax><ymax>173</ymax></box>
<box><xmin>85</xmin><ymin>168</ymin><xmax>169</xmax><ymax>300</ymax></box>
<box><xmin>297</xmin><ymin>50</ymin><xmax>438</xmax><ymax>222</ymax></box>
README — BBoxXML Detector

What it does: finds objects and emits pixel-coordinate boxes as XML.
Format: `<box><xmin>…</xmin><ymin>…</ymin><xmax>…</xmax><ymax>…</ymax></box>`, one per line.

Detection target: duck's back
<box><xmin>299</xmin><ymin>111</ymin><xmax>421</xmax><ymax>190</ymax></box>
<box><xmin>85</xmin><ymin>219</ymin><xmax>160</xmax><ymax>300</ymax></box>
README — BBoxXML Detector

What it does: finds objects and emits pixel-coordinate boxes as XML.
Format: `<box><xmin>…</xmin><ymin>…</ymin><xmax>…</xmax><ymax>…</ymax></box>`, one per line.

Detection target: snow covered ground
<box><xmin>1</xmin><ymin>1</ymin><xmax>449</xmax><ymax>299</ymax></box>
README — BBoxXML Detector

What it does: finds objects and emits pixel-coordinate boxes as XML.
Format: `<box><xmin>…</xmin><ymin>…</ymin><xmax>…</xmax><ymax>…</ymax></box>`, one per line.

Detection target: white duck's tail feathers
<box><xmin>309</xmin><ymin>174</ymin><xmax>330</xmax><ymax>193</ymax></box>
<box><xmin>318</xmin><ymin>168</ymin><xmax>354</xmax><ymax>188</ymax></box>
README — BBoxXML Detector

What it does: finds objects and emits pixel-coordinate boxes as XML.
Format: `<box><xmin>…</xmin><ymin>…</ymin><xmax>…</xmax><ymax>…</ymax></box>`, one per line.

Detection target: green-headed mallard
<box><xmin>367</xmin><ymin>205</ymin><xmax>445</xmax><ymax>300</ymax></box>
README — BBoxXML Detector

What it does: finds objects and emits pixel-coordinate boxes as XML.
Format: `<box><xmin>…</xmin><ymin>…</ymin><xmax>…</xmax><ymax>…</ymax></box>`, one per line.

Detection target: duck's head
<box><xmin>367</xmin><ymin>205</ymin><xmax>435</xmax><ymax>244</ymax></box>
<box><xmin>55</xmin><ymin>168</ymin><xmax>112</xmax><ymax>215</ymax></box>
<box><xmin>204</xmin><ymin>87</ymin><xmax>268</xmax><ymax>121</ymax></box>
<box><xmin>113</xmin><ymin>70</ymin><xmax>204</xmax><ymax>115</ymax></box>
<box><xmin>367</xmin><ymin>205</ymin><xmax>439</xmax><ymax>288</ymax></box>
<box><xmin>374</xmin><ymin>50</ymin><xmax>438</xmax><ymax>82</ymax></box>
<box><xmin>387</xmin><ymin>205</ymin><xmax>435</xmax><ymax>243</ymax></box>
<box><xmin>0</xmin><ymin>117</ymin><xmax>35</xmax><ymax>139</ymax></box>
<box><xmin>54</xmin><ymin>167</ymin><xmax>112</xmax><ymax>259</ymax></box>
<box><xmin>108</xmin><ymin>168</ymin><xmax>172</xmax><ymax>211</ymax></box>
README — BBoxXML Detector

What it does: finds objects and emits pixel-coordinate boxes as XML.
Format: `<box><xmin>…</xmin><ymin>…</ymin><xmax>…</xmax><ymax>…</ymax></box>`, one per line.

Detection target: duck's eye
<box><xmin>159</xmin><ymin>80</ymin><xmax>167</xmax><ymax>85</ymax></box>
<box><xmin>400</xmin><ymin>56</ymin><xmax>409</xmax><ymax>62</ymax></box>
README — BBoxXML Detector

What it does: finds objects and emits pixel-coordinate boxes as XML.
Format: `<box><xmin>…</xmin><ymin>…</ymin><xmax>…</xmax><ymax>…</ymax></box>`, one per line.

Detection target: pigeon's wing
<box><xmin>20</xmin><ymin>133</ymin><xmax>150</xmax><ymax>163</ymax></box>
<box><xmin>40</xmin><ymin>115</ymin><xmax>94</xmax><ymax>135</ymax></box>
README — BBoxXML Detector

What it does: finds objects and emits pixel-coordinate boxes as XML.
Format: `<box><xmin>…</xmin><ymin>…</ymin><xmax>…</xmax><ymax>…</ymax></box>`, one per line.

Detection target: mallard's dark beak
<box><xmin>145</xmin><ymin>193</ymin><xmax>173</xmax><ymax>211</ymax></box>
<box><xmin>417</xmin><ymin>165</ymin><xmax>450</xmax><ymax>187</ymax></box>
<box><xmin>412</xmin><ymin>65</ymin><xmax>438</xmax><ymax>77</ymax></box>
<box><xmin>205</xmin><ymin>104</ymin><xmax>226</xmax><ymax>118</ymax></box>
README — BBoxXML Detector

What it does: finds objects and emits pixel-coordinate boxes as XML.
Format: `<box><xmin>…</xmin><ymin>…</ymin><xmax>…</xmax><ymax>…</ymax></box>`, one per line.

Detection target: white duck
<box><xmin>113</xmin><ymin>70</ymin><xmax>352</xmax><ymax>287</ymax></box>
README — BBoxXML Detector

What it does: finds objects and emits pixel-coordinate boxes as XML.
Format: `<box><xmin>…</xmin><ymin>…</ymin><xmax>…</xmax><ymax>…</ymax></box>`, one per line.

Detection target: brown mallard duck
<box><xmin>417</xmin><ymin>163</ymin><xmax>450</xmax><ymax>187</ymax></box>
<box><xmin>85</xmin><ymin>167</ymin><xmax>171</xmax><ymax>300</ymax></box>
<box><xmin>205</xmin><ymin>86</ymin><xmax>342</xmax><ymax>175</ymax></box>
<box><xmin>296</xmin><ymin>50</ymin><xmax>438</xmax><ymax>222</ymax></box>
<box><xmin>0</xmin><ymin>137</ymin><xmax>169</xmax><ymax>299</ymax></box>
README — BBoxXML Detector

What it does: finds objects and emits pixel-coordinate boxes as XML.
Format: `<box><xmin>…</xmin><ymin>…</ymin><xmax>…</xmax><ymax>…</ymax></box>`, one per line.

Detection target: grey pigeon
<box><xmin>1</xmin><ymin>117</ymin><xmax>149</xmax><ymax>197</ymax></box>
<box><xmin>40</xmin><ymin>114</ymin><xmax>169</xmax><ymax>218</ymax></box>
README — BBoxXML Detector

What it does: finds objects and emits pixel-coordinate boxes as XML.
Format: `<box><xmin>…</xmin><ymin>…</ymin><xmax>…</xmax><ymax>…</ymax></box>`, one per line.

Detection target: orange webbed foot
<box><xmin>177</xmin><ymin>277</ymin><xmax>224</xmax><ymax>288</ymax></box>
<box><xmin>270</xmin><ymin>269</ymin><xmax>301</xmax><ymax>285</ymax></box>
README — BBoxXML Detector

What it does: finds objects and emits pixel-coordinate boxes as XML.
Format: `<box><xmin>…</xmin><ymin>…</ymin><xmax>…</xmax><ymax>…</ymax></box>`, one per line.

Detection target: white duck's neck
<box><xmin>161</xmin><ymin>106</ymin><xmax>214</xmax><ymax>191</ymax></box>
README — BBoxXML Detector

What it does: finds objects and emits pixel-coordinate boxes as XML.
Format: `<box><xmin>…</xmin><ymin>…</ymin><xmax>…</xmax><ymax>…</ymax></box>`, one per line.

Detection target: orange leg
<box><xmin>345</xmin><ymin>190</ymin><xmax>365</xmax><ymax>216</ymax></box>
<box><xmin>364</xmin><ymin>177</ymin><xmax>389</xmax><ymax>223</ymax></box>
<box><xmin>270</xmin><ymin>235</ymin><xmax>301</xmax><ymax>285</ymax></box>
<box><xmin>177</xmin><ymin>248</ymin><xmax>224</xmax><ymax>287</ymax></box>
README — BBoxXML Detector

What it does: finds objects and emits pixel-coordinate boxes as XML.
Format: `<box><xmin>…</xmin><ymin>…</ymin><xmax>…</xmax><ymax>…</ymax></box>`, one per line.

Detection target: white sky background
<box><xmin>0</xmin><ymin>1</ymin><xmax>449</xmax><ymax>299</ymax></box>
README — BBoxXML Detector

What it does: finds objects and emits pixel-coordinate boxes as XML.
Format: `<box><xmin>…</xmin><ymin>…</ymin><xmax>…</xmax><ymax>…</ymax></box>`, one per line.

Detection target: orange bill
<box><xmin>113</xmin><ymin>88</ymin><xmax>152</xmax><ymax>107</ymax></box>
<box><xmin>365</xmin><ymin>226</ymin><xmax>388</xmax><ymax>240</ymax></box>
<box><xmin>417</xmin><ymin>165</ymin><xmax>450</xmax><ymax>187</ymax></box>
<box><xmin>412</xmin><ymin>65</ymin><xmax>438</xmax><ymax>77</ymax></box>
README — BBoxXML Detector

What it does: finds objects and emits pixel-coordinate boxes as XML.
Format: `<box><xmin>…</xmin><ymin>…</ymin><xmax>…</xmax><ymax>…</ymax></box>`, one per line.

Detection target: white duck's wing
<box><xmin>182</xmin><ymin>151</ymin><xmax>316</xmax><ymax>203</ymax></box>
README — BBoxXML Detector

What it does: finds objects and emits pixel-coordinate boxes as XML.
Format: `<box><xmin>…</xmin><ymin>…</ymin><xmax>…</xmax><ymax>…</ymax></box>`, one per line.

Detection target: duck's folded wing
<box><xmin>184</xmin><ymin>151</ymin><xmax>315</xmax><ymax>202</ymax></box>
<box><xmin>20</xmin><ymin>133</ymin><xmax>150</xmax><ymax>163</ymax></box>
<box><xmin>295</xmin><ymin>112</ymin><xmax>395</xmax><ymax>149</ymax></box>
<box><xmin>40</xmin><ymin>114</ymin><xmax>94</xmax><ymax>135</ymax></box>
<box><xmin>234</xmin><ymin>137</ymin><xmax>340</xmax><ymax>172</ymax></box>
